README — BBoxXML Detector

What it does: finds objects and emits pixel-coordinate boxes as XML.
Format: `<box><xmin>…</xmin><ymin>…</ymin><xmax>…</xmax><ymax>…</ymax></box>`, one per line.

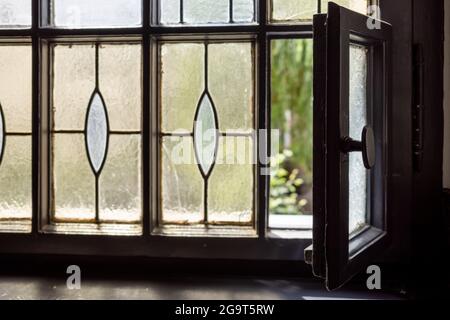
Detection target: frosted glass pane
<box><xmin>52</xmin><ymin>0</ymin><xmax>142</xmax><ymax>28</ymax></box>
<box><xmin>99</xmin><ymin>44</ymin><xmax>141</xmax><ymax>131</ymax></box>
<box><xmin>99</xmin><ymin>135</ymin><xmax>141</xmax><ymax>223</ymax></box>
<box><xmin>161</xmin><ymin>43</ymin><xmax>204</xmax><ymax>132</ymax></box>
<box><xmin>0</xmin><ymin>136</ymin><xmax>31</xmax><ymax>220</ymax></box>
<box><xmin>233</xmin><ymin>0</ymin><xmax>254</xmax><ymax>22</ymax></box>
<box><xmin>52</xmin><ymin>134</ymin><xmax>95</xmax><ymax>222</ymax></box>
<box><xmin>194</xmin><ymin>94</ymin><xmax>218</xmax><ymax>176</ymax></box>
<box><xmin>184</xmin><ymin>0</ymin><xmax>229</xmax><ymax>24</ymax></box>
<box><xmin>53</xmin><ymin>44</ymin><xmax>95</xmax><ymax>131</ymax></box>
<box><xmin>349</xmin><ymin>45</ymin><xmax>368</xmax><ymax>235</ymax></box>
<box><xmin>324</xmin><ymin>0</ymin><xmax>368</xmax><ymax>14</ymax></box>
<box><xmin>271</xmin><ymin>0</ymin><xmax>317</xmax><ymax>22</ymax></box>
<box><xmin>209</xmin><ymin>137</ymin><xmax>253</xmax><ymax>223</ymax></box>
<box><xmin>161</xmin><ymin>136</ymin><xmax>203</xmax><ymax>224</ymax></box>
<box><xmin>160</xmin><ymin>0</ymin><xmax>180</xmax><ymax>24</ymax></box>
<box><xmin>208</xmin><ymin>43</ymin><xmax>253</xmax><ymax>132</ymax></box>
<box><xmin>0</xmin><ymin>0</ymin><xmax>31</xmax><ymax>28</ymax></box>
<box><xmin>86</xmin><ymin>92</ymin><xmax>108</xmax><ymax>174</ymax></box>
<box><xmin>0</xmin><ymin>45</ymin><xmax>32</xmax><ymax>133</ymax></box>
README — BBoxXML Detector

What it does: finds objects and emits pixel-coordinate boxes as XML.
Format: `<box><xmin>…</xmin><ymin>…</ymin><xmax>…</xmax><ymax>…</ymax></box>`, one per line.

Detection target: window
<box><xmin>0</xmin><ymin>0</ymin><xmax>392</xmax><ymax>289</ymax></box>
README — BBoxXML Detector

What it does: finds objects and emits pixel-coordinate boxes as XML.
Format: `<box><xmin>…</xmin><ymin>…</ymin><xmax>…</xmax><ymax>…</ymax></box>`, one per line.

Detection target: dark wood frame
<box><xmin>312</xmin><ymin>3</ymin><xmax>392</xmax><ymax>290</ymax></box>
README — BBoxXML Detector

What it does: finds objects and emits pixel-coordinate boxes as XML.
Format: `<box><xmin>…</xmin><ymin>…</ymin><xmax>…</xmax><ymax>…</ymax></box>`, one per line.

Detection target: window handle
<box><xmin>341</xmin><ymin>126</ymin><xmax>376</xmax><ymax>170</ymax></box>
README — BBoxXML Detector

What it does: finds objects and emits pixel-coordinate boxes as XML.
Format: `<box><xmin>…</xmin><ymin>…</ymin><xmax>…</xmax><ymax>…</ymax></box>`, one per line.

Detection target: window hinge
<box><xmin>413</xmin><ymin>44</ymin><xmax>424</xmax><ymax>172</ymax></box>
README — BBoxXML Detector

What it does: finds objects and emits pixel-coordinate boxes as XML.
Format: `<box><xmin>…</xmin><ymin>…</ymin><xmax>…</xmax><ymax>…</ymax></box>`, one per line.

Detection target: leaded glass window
<box><xmin>0</xmin><ymin>0</ymin><xmax>373</xmax><ymax>240</ymax></box>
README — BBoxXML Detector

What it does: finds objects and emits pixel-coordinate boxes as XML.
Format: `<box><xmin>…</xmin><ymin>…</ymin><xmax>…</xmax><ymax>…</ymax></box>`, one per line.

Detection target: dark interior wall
<box><xmin>379</xmin><ymin>0</ymin><xmax>413</xmax><ymax>262</ymax></box>
<box><xmin>411</xmin><ymin>0</ymin><xmax>447</xmax><ymax>296</ymax></box>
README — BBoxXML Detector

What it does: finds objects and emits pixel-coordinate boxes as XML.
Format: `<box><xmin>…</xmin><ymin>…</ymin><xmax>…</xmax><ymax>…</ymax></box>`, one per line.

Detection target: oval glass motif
<box><xmin>0</xmin><ymin>105</ymin><xmax>4</xmax><ymax>165</ymax></box>
<box><xmin>86</xmin><ymin>92</ymin><xmax>109</xmax><ymax>174</ymax></box>
<box><xmin>194</xmin><ymin>93</ymin><xmax>218</xmax><ymax>177</ymax></box>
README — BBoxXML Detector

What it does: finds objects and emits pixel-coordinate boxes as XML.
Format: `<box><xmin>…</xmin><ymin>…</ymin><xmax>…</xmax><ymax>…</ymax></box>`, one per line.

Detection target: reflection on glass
<box><xmin>51</xmin><ymin>43</ymin><xmax>142</xmax><ymax>226</ymax></box>
<box><xmin>0</xmin><ymin>44</ymin><xmax>32</xmax><ymax>231</ymax></box>
<box><xmin>160</xmin><ymin>41</ymin><xmax>255</xmax><ymax>226</ymax></box>
<box><xmin>0</xmin><ymin>0</ymin><xmax>31</xmax><ymax>28</ymax></box>
<box><xmin>51</xmin><ymin>0</ymin><xmax>142</xmax><ymax>28</ymax></box>
<box><xmin>349</xmin><ymin>44</ymin><xmax>369</xmax><ymax>235</ymax></box>
<box><xmin>269</xmin><ymin>39</ymin><xmax>313</xmax><ymax>229</ymax></box>
<box><xmin>159</xmin><ymin>0</ymin><xmax>254</xmax><ymax>25</ymax></box>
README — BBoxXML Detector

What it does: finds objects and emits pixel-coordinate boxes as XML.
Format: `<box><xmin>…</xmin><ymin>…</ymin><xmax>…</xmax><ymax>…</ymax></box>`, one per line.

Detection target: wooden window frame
<box><xmin>0</xmin><ymin>0</ymin><xmax>410</xmax><ymax>273</ymax></box>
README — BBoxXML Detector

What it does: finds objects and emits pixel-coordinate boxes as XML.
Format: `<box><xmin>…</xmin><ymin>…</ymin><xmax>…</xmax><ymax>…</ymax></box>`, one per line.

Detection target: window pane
<box><xmin>0</xmin><ymin>136</ymin><xmax>31</xmax><ymax>222</ymax></box>
<box><xmin>51</xmin><ymin>43</ymin><xmax>142</xmax><ymax>226</ymax></box>
<box><xmin>0</xmin><ymin>0</ymin><xmax>31</xmax><ymax>28</ymax></box>
<box><xmin>0</xmin><ymin>44</ymin><xmax>32</xmax><ymax>232</ymax></box>
<box><xmin>323</xmin><ymin>0</ymin><xmax>368</xmax><ymax>15</ymax></box>
<box><xmin>53</xmin><ymin>134</ymin><xmax>96</xmax><ymax>222</ymax></box>
<box><xmin>161</xmin><ymin>136</ymin><xmax>204</xmax><ymax>224</ymax></box>
<box><xmin>0</xmin><ymin>45</ymin><xmax>32</xmax><ymax>132</ymax></box>
<box><xmin>159</xmin><ymin>0</ymin><xmax>255</xmax><ymax>25</ymax></box>
<box><xmin>208</xmin><ymin>43</ymin><xmax>254</xmax><ymax>132</ymax></box>
<box><xmin>270</xmin><ymin>0</ymin><xmax>317</xmax><ymax>23</ymax></box>
<box><xmin>209</xmin><ymin>137</ymin><xmax>253</xmax><ymax>224</ymax></box>
<box><xmin>348</xmin><ymin>44</ymin><xmax>369</xmax><ymax>235</ymax></box>
<box><xmin>269</xmin><ymin>39</ymin><xmax>313</xmax><ymax>229</ymax></box>
<box><xmin>50</xmin><ymin>0</ymin><xmax>142</xmax><ymax>28</ymax></box>
<box><xmin>100</xmin><ymin>135</ymin><xmax>141</xmax><ymax>223</ymax></box>
<box><xmin>161</xmin><ymin>43</ymin><xmax>204</xmax><ymax>133</ymax></box>
<box><xmin>159</xmin><ymin>41</ymin><xmax>255</xmax><ymax>228</ymax></box>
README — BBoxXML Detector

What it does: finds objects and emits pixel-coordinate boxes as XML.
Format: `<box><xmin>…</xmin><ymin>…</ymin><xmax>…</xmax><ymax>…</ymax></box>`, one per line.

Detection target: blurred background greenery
<box><xmin>270</xmin><ymin>39</ymin><xmax>314</xmax><ymax>216</ymax></box>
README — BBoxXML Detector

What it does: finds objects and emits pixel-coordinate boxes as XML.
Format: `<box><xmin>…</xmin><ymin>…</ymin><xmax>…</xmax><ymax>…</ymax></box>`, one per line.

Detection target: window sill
<box><xmin>152</xmin><ymin>225</ymin><xmax>257</xmax><ymax>238</ymax></box>
<box><xmin>41</xmin><ymin>223</ymin><xmax>142</xmax><ymax>236</ymax></box>
<box><xmin>0</xmin><ymin>220</ymin><xmax>31</xmax><ymax>234</ymax></box>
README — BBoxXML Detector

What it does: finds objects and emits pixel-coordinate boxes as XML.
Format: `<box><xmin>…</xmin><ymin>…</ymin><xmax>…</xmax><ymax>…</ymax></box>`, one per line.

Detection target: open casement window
<box><xmin>309</xmin><ymin>3</ymin><xmax>392</xmax><ymax>290</ymax></box>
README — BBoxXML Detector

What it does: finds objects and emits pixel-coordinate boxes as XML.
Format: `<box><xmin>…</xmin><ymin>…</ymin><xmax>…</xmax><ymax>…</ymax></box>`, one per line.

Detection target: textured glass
<box><xmin>161</xmin><ymin>43</ymin><xmax>204</xmax><ymax>132</ymax></box>
<box><xmin>184</xmin><ymin>0</ymin><xmax>229</xmax><ymax>24</ymax></box>
<box><xmin>349</xmin><ymin>45</ymin><xmax>368</xmax><ymax>235</ymax></box>
<box><xmin>324</xmin><ymin>0</ymin><xmax>368</xmax><ymax>14</ymax></box>
<box><xmin>194</xmin><ymin>94</ymin><xmax>218</xmax><ymax>176</ymax></box>
<box><xmin>0</xmin><ymin>45</ymin><xmax>32</xmax><ymax>132</ymax></box>
<box><xmin>160</xmin><ymin>0</ymin><xmax>181</xmax><ymax>24</ymax></box>
<box><xmin>0</xmin><ymin>136</ymin><xmax>31</xmax><ymax>220</ymax></box>
<box><xmin>209</xmin><ymin>43</ymin><xmax>253</xmax><ymax>132</ymax></box>
<box><xmin>209</xmin><ymin>137</ymin><xmax>253</xmax><ymax>223</ymax></box>
<box><xmin>86</xmin><ymin>92</ymin><xmax>109</xmax><ymax>174</ymax></box>
<box><xmin>99</xmin><ymin>135</ymin><xmax>141</xmax><ymax>223</ymax></box>
<box><xmin>0</xmin><ymin>0</ymin><xmax>31</xmax><ymax>28</ymax></box>
<box><xmin>233</xmin><ymin>0</ymin><xmax>254</xmax><ymax>22</ymax></box>
<box><xmin>161</xmin><ymin>0</ymin><xmax>254</xmax><ymax>25</ymax></box>
<box><xmin>51</xmin><ymin>0</ymin><xmax>142</xmax><ymax>28</ymax></box>
<box><xmin>162</xmin><ymin>137</ymin><xmax>203</xmax><ymax>224</ymax></box>
<box><xmin>53</xmin><ymin>134</ymin><xmax>96</xmax><ymax>222</ymax></box>
<box><xmin>52</xmin><ymin>42</ymin><xmax>142</xmax><ymax>225</ymax></box>
<box><xmin>99</xmin><ymin>44</ymin><xmax>141</xmax><ymax>131</ymax></box>
<box><xmin>271</xmin><ymin>0</ymin><xmax>317</xmax><ymax>22</ymax></box>
<box><xmin>53</xmin><ymin>44</ymin><xmax>95</xmax><ymax>130</ymax></box>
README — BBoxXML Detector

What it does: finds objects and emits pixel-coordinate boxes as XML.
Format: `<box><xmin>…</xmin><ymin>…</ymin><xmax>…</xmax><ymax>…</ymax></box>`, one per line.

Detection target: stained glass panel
<box><xmin>160</xmin><ymin>41</ymin><xmax>255</xmax><ymax>228</ymax></box>
<box><xmin>0</xmin><ymin>44</ymin><xmax>32</xmax><ymax>232</ymax></box>
<box><xmin>51</xmin><ymin>42</ymin><xmax>142</xmax><ymax>227</ymax></box>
